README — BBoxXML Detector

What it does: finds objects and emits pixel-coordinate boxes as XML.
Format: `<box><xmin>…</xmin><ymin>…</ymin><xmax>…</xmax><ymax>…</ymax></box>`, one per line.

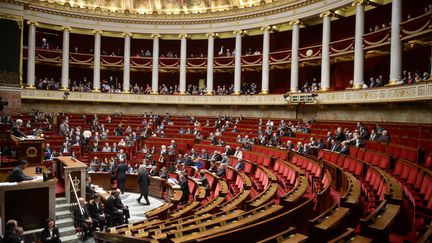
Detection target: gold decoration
<box><xmin>151</xmin><ymin>33</ymin><xmax>162</xmax><ymax>39</ymax></box>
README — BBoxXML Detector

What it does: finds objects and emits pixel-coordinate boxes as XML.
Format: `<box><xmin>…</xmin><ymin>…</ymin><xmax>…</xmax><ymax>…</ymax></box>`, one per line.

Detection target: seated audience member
<box><xmin>89</xmin><ymin>194</ymin><xmax>106</xmax><ymax>230</ymax></box>
<box><xmin>9</xmin><ymin>160</ymin><xmax>34</xmax><ymax>182</ymax></box>
<box><xmin>234</xmin><ymin>159</ymin><xmax>245</xmax><ymax>172</ymax></box>
<box><xmin>40</xmin><ymin>218</ymin><xmax>61</xmax><ymax>243</ymax></box>
<box><xmin>105</xmin><ymin>189</ymin><xmax>130</xmax><ymax>225</ymax></box>
<box><xmin>85</xmin><ymin>177</ymin><xmax>96</xmax><ymax>199</ymax></box>
<box><xmin>160</xmin><ymin>166</ymin><xmax>168</xmax><ymax>179</ymax></box>
<box><xmin>116</xmin><ymin>149</ymin><xmax>127</xmax><ymax>163</ymax></box>
<box><xmin>339</xmin><ymin>141</ymin><xmax>350</xmax><ymax>155</ymax></box>
<box><xmin>330</xmin><ymin>139</ymin><xmax>341</xmax><ymax>152</ymax></box>
<box><xmin>179</xmin><ymin>174</ymin><xmax>190</xmax><ymax>205</ymax></box>
<box><xmin>102</xmin><ymin>143</ymin><xmax>111</xmax><ymax>152</ymax></box>
<box><xmin>3</xmin><ymin>219</ymin><xmax>23</xmax><ymax>243</ymax></box>
<box><xmin>296</xmin><ymin>142</ymin><xmax>304</xmax><ymax>154</ymax></box>
<box><xmin>149</xmin><ymin>165</ymin><xmax>159</xmax><ymax>176</ymax></box>
<box><xmin>11</xmin><ymin>119</ymin><xmax>26</xmax><ymax>138</ymax></box>
<box><xmin>379</xmin><ymin>130</ymin><xmax>390</xmax><ymax>142</ymax></box>
<box><xmin>234</xmin><ymin>147</ymin><xmax>243</xmax><ymax>159</ymax></box>
<box><xmin>76</xmin><ymin>198</ymin><xmax>94</xmax><ymax>240</ymax></box>
<box><xmin>45</xmin><ymin>143</ymin><xmax>53</xmax><ymax>160</ymax></box>
<box><xmin>208</xmin><ymin>160</ymin><xmax>217</xmax><ymax>173</ymax></box>
<box><xmin>369</xmin><ymin>129</ymin><xmax>380</xmax><ymax>141</ymax></box>
<box><xmin>198</xmin><ymin>170</ymin><xmax>210</xmax><ymax>192</ymax></box>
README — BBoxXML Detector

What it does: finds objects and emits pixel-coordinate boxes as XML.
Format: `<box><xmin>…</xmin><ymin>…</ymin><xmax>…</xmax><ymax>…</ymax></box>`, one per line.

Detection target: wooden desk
<box><xmin>314</xmin><ymin>207</ymin><xmax>350</xmax><ymax>231</ymax></box>
<box><xmin>15</xmin><ymin>137</ymin><xmax>45</xmax><ymax>165</ymax></box>
<box><xmin>125</xmin><ymin>174</ymin><xmax>166</xmax><ymax>198</ymax></box>
<box><xmin>89</xmin><ymin>172</ymin><xmax>112</xmax><ymax>191</ymax></box>
<box><xmin>280</xmin><ymin>233</ymin><xmax>309</xmax><ymax>243</ymax></box>
<box><xmin>0</xmin><ymin>166</ymin><xmax>56</xmax><ymax>233</ymax></box>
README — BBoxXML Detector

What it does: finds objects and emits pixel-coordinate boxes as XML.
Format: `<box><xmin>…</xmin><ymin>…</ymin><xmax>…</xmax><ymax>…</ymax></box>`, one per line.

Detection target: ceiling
<box><xmin>43</xmin><ymin>0</ymin><xmax>275</xmax><ymax>14</ymax></box>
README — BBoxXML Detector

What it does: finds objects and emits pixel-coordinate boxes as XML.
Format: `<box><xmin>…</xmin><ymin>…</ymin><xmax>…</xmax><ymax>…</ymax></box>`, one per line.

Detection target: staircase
<box><xmin>55</xmin><ymin>197</ymin><xmax>80</xmax><ymax>243</ymax></box>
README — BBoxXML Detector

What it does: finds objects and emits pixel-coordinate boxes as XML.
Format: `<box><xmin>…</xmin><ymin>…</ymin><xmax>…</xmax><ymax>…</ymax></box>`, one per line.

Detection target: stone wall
<box><xmin>0</xmin><ymin>87</ymin><xmax>21</xmax><ymax>116</ymax></box>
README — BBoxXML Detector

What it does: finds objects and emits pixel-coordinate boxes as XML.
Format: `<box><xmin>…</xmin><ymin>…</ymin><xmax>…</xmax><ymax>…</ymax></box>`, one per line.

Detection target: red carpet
<box><xmin>56</xmin><ymin>181</ymin><xmax>65</xmax><ymax>196</ymax></box>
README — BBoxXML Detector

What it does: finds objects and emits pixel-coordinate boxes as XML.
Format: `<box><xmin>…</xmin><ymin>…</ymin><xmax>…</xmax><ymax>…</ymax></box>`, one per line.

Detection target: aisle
<box><xmin>119</xmin><ymin>192</ymin><xmax>165</xmax><ymax>223</ymax></box>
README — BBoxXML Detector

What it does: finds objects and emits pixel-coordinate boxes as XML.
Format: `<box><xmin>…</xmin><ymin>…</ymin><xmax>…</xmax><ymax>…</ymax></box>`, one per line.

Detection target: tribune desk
<box><xmin>11</xmin><ymin>136</ymin><xmax>45</xmax><ymax>165</ymax></box>
<box><xmin>54</xmin><ymin>157</ymin><xmax>87</xmax><ymax>203</ymax></box>
<box><xmin>0</xmin><ymin>166</ymin><xmax>56</xmax><ymax>233</ymax></box>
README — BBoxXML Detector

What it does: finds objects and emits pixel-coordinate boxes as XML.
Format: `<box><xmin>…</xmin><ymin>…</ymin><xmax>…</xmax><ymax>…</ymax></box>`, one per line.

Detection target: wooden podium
<box><xmin>11</xmin><ymin>136</ymin><xmax>45</xmax><ymax>165</ymax></box>
<box><xmin>54</xmin><ymin>157</ymin><xmax>87</xmax><ymax>203</ymax></box>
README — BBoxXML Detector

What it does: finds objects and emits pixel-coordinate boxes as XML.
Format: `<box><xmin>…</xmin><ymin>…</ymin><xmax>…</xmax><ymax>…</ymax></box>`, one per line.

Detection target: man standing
<box><xmin>116</xmin><ymin>161</ymin><xmax>128</xmax><ymax>194</ymax></box>
<box><xmin>10</xmin><ymin>160</ymin><xmax>34</xmax><ymax>182</ymax></box>
<box><xmin>137</xmin><ymin>165</ymin><xmax>150</xmax><ymax>205</ymax></box>
<box><xmin>11</xmin><ymin>119</ymin><xmax>26</xmax><ymax>138</ymax></box>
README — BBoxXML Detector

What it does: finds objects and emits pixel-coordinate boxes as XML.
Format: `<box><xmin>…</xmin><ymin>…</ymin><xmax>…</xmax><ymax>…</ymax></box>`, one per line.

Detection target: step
<box><xmin>56</xmin><ymin>197</ymin><xmax>67</xmax><ymax>204</ymax></box>
<box><xmin>56</xmin><ymin>210</ymin><xmax>72</xmax><ymax>220</ymax></box>
<box><xmin>56</xmin><ymin>203</ymin><xmax>70</xmax><ymax>211</ymax></box>
<box><xmin>59</xmin><ymin>226</ymin><xmax>76</xmax><ymax>236</ymax></box>
<box><xmin>60</xmin><ymin>233</ymin><xmax>80</xmax><ymax>243</ymax></box>
<box><xmin>56</xmin><ymin>218</ymin><xmax>75</xmax><ymax>228</ymax></box>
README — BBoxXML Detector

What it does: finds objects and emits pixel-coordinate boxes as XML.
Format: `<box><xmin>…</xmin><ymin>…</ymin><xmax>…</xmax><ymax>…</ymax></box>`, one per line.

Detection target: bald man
<box><xmin>12</xmin><ymin>119</ymin><xmax>26</xmax><ymax>138</ymax></box>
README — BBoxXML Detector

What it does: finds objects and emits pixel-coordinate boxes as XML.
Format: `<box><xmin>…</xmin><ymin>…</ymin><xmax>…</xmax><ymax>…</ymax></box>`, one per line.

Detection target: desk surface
<box><xmin>315</xmin><ymin>207</ymin><xmax>350</xmax><ymax>230</ymax></box>
<box><xmin>368</xmin><ymin>204</ymin><xmax>400</xmax><ymax>231</ymax></box>
<box><xmin>55</xmin><ymin>156</ymin><xmax>87</xmax><ymax>169</ymax></box>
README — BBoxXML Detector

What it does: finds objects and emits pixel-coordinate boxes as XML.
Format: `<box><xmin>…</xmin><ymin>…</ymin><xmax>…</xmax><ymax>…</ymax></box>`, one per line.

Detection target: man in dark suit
<box><xmin>216</xmin><ymin>163</ymin><xmax>226</xmax><ymax>177</ymax></box>
<box><xmin>11</xmin><ymin>119</ymin><xmax>26</xmax><ymax>138</ymax></box>
<box><xmin>76</xmin><ymin>198</ymin><xmax>93</xmax><ymax>239</ymax></box>
<box><xmin>89</xmin><ymin>194</ymin><xmax>106</xmax><ymax>230</ymax></box>
<box><xmin>137</xmin><ymin>165</ymin><xmax>150</xmax><ymax>205</ymax></box>
<box><xmin>339</xmin><ymin>141</ymin><xmax>350</xmax><ymax>155</ymax></box>
<box><xmin>10</xmin><ymin>160</ymin><xmax>34</xmax><ymax>182</ymax></box>
<box><xmin>105</xmin><ymin>190</ymin><xmax>124</xmax><ymax>226</ymax></box>
<box><xmin>198</xmin><ymin>170</ymin><xmax>210</xmax><ymax>192</ymax></box>
<box><xmin>234</xmin><ymin>159</ymin><xmax>245</xmax><ymax>172</ymax></box>
<box><xmin>85</xmin><ymin>177</ymin><xmax>96</xmax><ymax>200</ymax></box>
<box><xmin>116</xmin><ymin>161</ymin><xmax>128</xmax><ymax>194</ymax></box>
<box><xmin>40</xmin><ymin>218</ymin><xmax>61</xmax><ymax>243</ymax></box>
<box><xmin>330</xmin><ymin>139</ymin><xmax>341</xmax><ymax>153</ymax></box>
<box><xmin>3</xmin><ymin>219</ymin><xmax>22</xmax><ymax>243</ymax></box>
<box><xmin>179</xmin><ymin>174</ymin><xmax>190</xmax><ymax>205</ymax></box>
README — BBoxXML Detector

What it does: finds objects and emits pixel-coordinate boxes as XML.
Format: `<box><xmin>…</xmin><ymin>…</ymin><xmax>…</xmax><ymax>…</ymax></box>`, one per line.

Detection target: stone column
<box><xmin>353</xmin><ymin>0</ymin><xmax>365</xmax><ymax>89</ymax></box>
<box><xmin>122</xmin><ymin>33</ymin><xmax>132</xmax><ymax>93</ymax></box>
<box><xmin>61</xmin><ymin>27</ymin><xmax>71</xmax><ymax>90</ymax></box>
<box><xmin>261</xmin><ymin>26</ymin><xmax>271</xmax><ymax>94</ymax></box>
<box><xmin>26</xmin><ymin>21</ymin><xmax>37</xmax><ymax>89</ymax></box>
<box><xmin>206</xmin><ymin>33</ymin><xmax>216</xmax><ymax>94</ymax></box>
<box><xmin>290</xmin><ymin>20</ymin><xmax>300</xmax><ymax>92</ymax></box>
<box><xmin>92</xmin><ymin>30</ymin><xmax>102</xmax><ymax>92</ymax></box>
<box><xmin>151</xmin><ymin>34</ymin><xmax>161</xmax><ymax>94</ymax></box>
<box><xmin>389</xmin><ymin>0</ymin><xmax>402</xmax><ymax>85</ymax></box>
<box><xmin>179</xmin><ymin>34</ymin><xmax>188</xmax><ymax>94</ymax></box>
<box><xmin>233</xmin><ymin>30</ymin><xmax>244</xmax><ymax>94</ymax></box>
<box><xmin>320</xmin><ymin>12</ymin><xmax>331</xmax><ymax>91</ymax></box>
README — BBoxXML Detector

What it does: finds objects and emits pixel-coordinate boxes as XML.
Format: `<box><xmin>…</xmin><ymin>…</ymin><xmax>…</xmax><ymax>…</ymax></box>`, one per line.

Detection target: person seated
<box><xmin>40</xmin><ymin>218</ymin><xmax>61</xmax><ymax>243</ymax></box>
<box><xmin>3</xmin><ymin>219</ymin><xmax>23</xmax><ymax>243</ymax></box>
<box><xmin>89</xmin><ymin>194</ymin><xmax>106</xmax><ymax>230</ymax></box>
<box><xmin>149</xmin><ymin>165</ymin><xmax>159</xmax><ymax>176</ymax></box>
<box><xmin>11</xmin><ymin>119</ymin><xmax>26</xmax><ymax>138</ymax></box>
<box><xmin>105</xmin><ymin>189</ymin><xmax>129</xmax><ymax>225</ymax></box>
<box><xmin>339</xmin><ymin>141</ymin><xmax>350</xmax><ymax>155</ymax></box>
<box><xmin>198</xmin><ymin>170</ymin><xmax>210</xmax><ymax>192</ymax></box>
<box><xmin>75</xmin><ymin>198</ymin><xmax>94</xmax><ymax>240</ymax></box>
<box><xmin>234</xmin><ymin>159</ymin><xmax>245</xmax><ymax>172</ymax></box>
<box><xmin>330</xmin><ymin>139</ymin><xmax>341</xmax><ymax>152</ymax></box>
<box><xmin>208</xmin><ymin>160</ymin><xmax>217</xmax><ymax>173</ymax></box>
<box><xmin>116</xmin><ymin>149</ymin><xmax>127</xmax><ymax>162</ymax></box>
<box><xmin>216</xmin><ymin>163</ymin><xmax>226</xmax><ymax>177</ymax></box>
<box><xmin>9</xmin><ymin>160</ymin><xmax>34</xmax><ymax>182</ymax></box>
<box><xmin>160</xmin><ymin>166</ymin><xmax>168</xmax><ymax>179</ymax></box>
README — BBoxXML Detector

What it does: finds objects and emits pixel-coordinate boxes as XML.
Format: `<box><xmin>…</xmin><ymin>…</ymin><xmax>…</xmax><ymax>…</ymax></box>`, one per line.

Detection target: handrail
<box><xmin>68</xmin><ymin>173</ymin><xmax>84</xmax><ymax>216</ymax></box>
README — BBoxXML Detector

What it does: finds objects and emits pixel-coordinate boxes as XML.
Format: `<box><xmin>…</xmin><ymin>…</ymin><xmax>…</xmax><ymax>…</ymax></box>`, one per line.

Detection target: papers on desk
<box><xmin>167</xmin><ymin>178</ymin><xmax>179</xmax><ymax>185</ymax></box>
<box><xmin>26</xmin><ymin>135</ymin><xmax>36</xmax><ymax>139</ymax></box>
<box><xmin>0</xmin><ymin>182</ymin><xmax>18</xmax><ymax>186</ymax></box>
<box><xmin>33</xmin><ymin>176</ymin><xmax>43</xmax><ymax>182</ymax></box>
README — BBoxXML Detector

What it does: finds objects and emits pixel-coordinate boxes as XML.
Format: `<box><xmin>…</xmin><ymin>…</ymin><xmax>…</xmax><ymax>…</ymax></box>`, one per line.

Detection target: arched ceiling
<box><xmin>41</xmin><ymin>0</ymin><xmax>279</xmax><ymax>14</ymax></box>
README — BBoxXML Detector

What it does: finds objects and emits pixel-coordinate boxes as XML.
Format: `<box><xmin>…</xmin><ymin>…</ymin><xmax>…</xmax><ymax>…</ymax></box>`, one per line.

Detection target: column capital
<box><xmin>122</xmin><ymin>32</ymin><xmax>133</xmax><ymax>38</ymax></box>
<box><xmin>289</xmin><ymin>19</ymin><xmax>302</xmax><ymax>26</ymax></box>
<box><xmin>27</xmin><ymin>20</ymin><xmax>38</xmax><ymax>26</ymax></box>
<box><xmin>151</xmin><ymin>33</ymin><xmax>162</xmax><ymax>39</ymax></box>
<box><xmin>233</xmin><ymin>30</ymin><xmax>247</xmax><ymax>36</ymax></box>
<box><xmin>178</xmin><ymin>33</ymin><xmax>190</xmax><ymax>39</ymax></box>
<box><xmin>319</xmin><ymin>11</ymin><xmax>333</xmax><ymax>18</ymax></box>
<box><xmin>206</xmin><ymin>32</ymin><xmax>218</xmax><ymax>38</ymax></box>
<box><xmin>260</xmin><ymin>26</ymin><xmax>278</xmax><ymax>32</ymax></box>
<box><xmin>92</xmin><ymin>30</ymin><xmax>103</xmax><ymax>35</ymax></box>
<box><xmin>352</xmin><ymin>0</ymin><xmax>369</xmax><ymax>7</ymax></box>
<box><xmin>61</xmin><ymin>26</ymin><xmax>71</xmax><ymax>31</ymax></box>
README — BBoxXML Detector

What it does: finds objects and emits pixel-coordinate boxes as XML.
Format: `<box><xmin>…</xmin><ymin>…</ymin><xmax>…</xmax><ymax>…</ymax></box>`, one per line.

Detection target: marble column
<box><xmin>290</xmin><ymin>20</ymin><xmax>300</xmax><ymax>92</ymax></box>
<box><xmin>320</xmin><ymin>12</ymin><xmax>331</xmax><ymax>91</ymax></box>
<box><xmin>353</xmin><ymin>0</ymin><xmax>365</xmax><ymax>89</ymax></box>
<box><xmin>206</xmin><ymin>33</ymin><xmax>216</xmax><ymax>94</ymax></box>
<box><xmin>151</xmin><ymin>34</ymin><xmax>161</xmax><ymax>94</ymax></box>
<box><xmin>261</xmin><ymin>26</ymin><xmax>271</xmax><ymax>94</ymax></box>
<box><xmin>61</xmin><ymin>26</ymin><xmax>71</xmax><ymax>90</ymax></box>
<box><xmin>179</xmin><ymin>34</ymin><xmax>188</xmax><ymax>94</ymax></box>
<box><xmin>389</xmin><ymin>0</ymin><xmax>402</xmax><ymax>85</ymax></box>
<box><xmin>122</xmin><ymin>33</ymin><xmax>131</xmax><ymax>93</ymax></box>
<box><xmin>92</xmin><ymin>30</ymin><xmax>101</xmax><ymax>92</ymax></box>
<box><xmin>233</xmin><ymin>30</ymin><xmax>244</xmax><ymax>94</ymax></box>
<box><xmin>26</xmin><ymin>21</ymin><xmax>37</xmax><ymax>89</ymax></box>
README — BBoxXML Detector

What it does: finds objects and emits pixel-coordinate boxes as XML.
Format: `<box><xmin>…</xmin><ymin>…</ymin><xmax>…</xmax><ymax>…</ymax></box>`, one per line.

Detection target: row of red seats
<box><xmin>349</xmin><ymin>147</ymin><xmax>390</xmax><ymax>170</ymax></box>
<box><xmin>359</xmin><ymin>167</ymin><xmax>388</xmax><ymax>214</ymax></box>
<box><xmin>365</xmin><ymin>141</ymin><xmax>419</xmax><ymax>164</ymax></box>
<box><xmin>273</xmin><ymin>160</ymin><xmax>298</xmax><ymax>195</ymax></box>
<box><xmin>242</xmin><ymin>151</ymin><xmax>272</xmax><ymax>167</ymax></box>
<box><xmin>251</xmin><ymin>145</ymin><xmax>288</xmax><ymax>161</ymax></box>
